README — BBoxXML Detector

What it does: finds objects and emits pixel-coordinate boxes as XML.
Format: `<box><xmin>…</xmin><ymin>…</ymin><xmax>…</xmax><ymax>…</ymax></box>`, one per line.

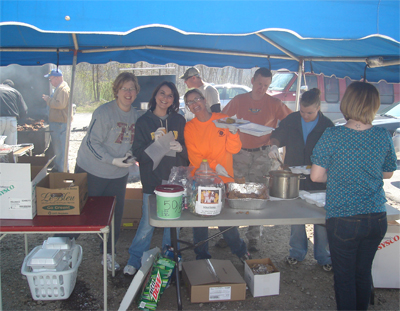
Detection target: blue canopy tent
<box><xmin>1</xmin><ymin>0</ymin><xmax>399</xmax><ymax>173</ymax></box>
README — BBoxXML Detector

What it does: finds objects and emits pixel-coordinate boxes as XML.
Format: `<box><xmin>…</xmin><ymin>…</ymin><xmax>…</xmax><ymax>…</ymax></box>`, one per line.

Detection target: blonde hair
<box><xmin>340</xmin><ymin>82</ymin><xmax>380</xmax><ymax>124</ymax></box>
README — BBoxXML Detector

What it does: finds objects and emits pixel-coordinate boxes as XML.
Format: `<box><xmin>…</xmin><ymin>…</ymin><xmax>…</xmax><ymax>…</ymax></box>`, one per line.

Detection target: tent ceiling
<box><xmin>1</xmin><ymin>0</ymin><xmax>399</xmax><ymax>83</ymax></box>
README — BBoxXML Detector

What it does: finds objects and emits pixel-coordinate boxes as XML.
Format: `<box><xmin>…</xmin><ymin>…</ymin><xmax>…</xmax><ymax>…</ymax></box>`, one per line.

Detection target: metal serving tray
<box><xmin>226</xmin><ymin>182</ymin><xmax>269</xmax><ymax>210</ymax></box>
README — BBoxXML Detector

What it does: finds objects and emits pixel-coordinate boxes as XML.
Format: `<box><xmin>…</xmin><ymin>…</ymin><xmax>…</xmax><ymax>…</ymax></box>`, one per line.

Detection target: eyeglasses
<box><xmin>186</xmin><ymin>97</ymin><xmax>203</xmax><ymax>106</ymax></box>
<box><xmin>120</xmin><ymin>87</ymin><xmax>136</xmax><ymax>93</ymax></box>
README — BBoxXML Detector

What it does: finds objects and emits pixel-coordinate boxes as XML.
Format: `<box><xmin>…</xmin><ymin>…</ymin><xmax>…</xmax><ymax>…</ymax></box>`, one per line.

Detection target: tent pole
<box><xmin>63</xmin><ymin>49</ymin><xmax>77</xmax><ymax>172</ymax></box>
<box><xmin>295</xmin><ymin>60</ymin><xmax>304</xmax><ymax>112</ymax></box>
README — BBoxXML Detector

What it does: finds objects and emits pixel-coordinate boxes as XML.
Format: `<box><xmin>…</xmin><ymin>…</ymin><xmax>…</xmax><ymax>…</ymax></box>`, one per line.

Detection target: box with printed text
<box><xmin>121</xmin><ymin>188</ymin><xmax>143</xmax><ymax>229</ymax></box>
<box><xmin>0</xmin><ymin>157</ymin><xmax>53</xmax><ymax>219</ymax></box>
<box><xmin>36</xmin><ymin>173</ymin><xmax>88</xmax><ymax>216</ymax></box>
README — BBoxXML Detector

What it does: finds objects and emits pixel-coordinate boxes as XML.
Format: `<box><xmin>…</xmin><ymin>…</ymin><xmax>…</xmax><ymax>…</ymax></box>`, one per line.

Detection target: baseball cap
<box><xmin>44</xmin><ymin>69</ymin><xmax>63</xmax><ymax>78</ymax></box>
<box><xmin>180</xmin><ymin>67</ymin><xmax>200</xmax><ymax>80</ymax></box>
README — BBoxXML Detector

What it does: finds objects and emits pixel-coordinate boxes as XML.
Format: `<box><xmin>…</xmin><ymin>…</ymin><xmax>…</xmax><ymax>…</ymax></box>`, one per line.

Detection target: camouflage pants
<box><xmin>233</xmin><ymin>148</ymin><xmax>280</xmax><ymax>240</ymax></box>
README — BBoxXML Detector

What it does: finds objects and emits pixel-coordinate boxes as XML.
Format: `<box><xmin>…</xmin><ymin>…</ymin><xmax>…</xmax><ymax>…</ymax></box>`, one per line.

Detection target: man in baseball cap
<box><xmin>180</xmin><ymin>67</ymin><xmax>221</xmax><ymax>113</ymax></box>
<box><xmin>42</xmin><ymin>68</ymin><xmax>70</xmax><ymax>172</ymax></box>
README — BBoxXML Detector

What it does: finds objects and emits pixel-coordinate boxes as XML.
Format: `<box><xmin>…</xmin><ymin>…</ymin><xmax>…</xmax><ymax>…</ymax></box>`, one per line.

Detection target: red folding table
<box><xmin>0</xmin><ymin>196</ymin><xmax>116</xmax><ymax>311</ymax></box>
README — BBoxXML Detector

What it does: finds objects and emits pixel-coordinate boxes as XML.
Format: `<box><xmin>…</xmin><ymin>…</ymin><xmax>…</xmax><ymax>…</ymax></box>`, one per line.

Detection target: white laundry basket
<box><xmin>21</xmin><ymin>244</ymin><xmax>83</xmax><ymax>300</ymax></box>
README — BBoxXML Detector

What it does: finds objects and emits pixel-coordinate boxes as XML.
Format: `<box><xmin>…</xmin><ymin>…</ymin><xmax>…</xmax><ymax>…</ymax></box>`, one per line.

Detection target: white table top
<box><xmin>148</xmin><ymin>194</ymin><xmax>400</xmax><ymax>228</ymax></box>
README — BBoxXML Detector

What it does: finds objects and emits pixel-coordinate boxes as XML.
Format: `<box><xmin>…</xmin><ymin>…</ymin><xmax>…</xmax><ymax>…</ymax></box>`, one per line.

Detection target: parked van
<box><xmin>267</xmin><ymin>70</ymin><xmax>400</xmax><ymax>121</ymax></box>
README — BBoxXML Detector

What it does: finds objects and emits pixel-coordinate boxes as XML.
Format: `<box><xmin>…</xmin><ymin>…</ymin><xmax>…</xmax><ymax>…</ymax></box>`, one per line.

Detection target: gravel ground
<box><xmin>1</xmin><ymin>114</ymin><xmax>399</xmax><ymax>311</ymax></box>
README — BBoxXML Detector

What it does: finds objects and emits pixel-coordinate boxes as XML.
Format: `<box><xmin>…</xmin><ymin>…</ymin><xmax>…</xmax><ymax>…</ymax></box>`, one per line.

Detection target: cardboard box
<box><xmin>121</xmin><ymin>188</ymin><xmax>143</xmax><ymax>229</ymax></box>
<box><xmin>0</xmin><ymin>156</ymin><xmax>52</xmax><ymax>219</ymax></box>
<box><xmin>372</xmin><ymin>224</ymin><xmax>400</xmax><ymax>288</ymax></box>
<box><xmin>182</xmin><ymin>259</ymin><xmax>246</xmax><ymax>303</ymax></box>
<box><xmin>36</xmin><ymin>173</ymin><xmax>88</xmax><ymax>216</ymax></box>
<box><xmin>244</xmin><ymin>258</ymin><xmax>280</xmax><ymax>297</ymax></box>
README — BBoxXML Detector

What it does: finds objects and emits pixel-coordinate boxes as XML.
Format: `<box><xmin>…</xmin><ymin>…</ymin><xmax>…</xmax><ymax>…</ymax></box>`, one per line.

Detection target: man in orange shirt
<box><xmin>222</xmin><ymin>67</ymin><xmax>292</xmax><ymax>252</ymax></box>
<box><xmin>184</xmin><ymin>88</ymin><xmax>251</xmax><ymax>262</ymax></box>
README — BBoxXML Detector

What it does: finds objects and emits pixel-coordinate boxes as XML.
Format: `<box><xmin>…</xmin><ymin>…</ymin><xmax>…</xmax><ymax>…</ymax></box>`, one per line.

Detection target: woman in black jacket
<box><xmin>269</xmin><ymin>88</ymin><xmax>334</xmax><ymax>271</ymax></box>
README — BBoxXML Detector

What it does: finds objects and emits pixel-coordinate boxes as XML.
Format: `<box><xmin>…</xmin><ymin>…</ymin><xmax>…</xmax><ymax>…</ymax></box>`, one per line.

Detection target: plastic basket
<box><xmin>21</xmin><ymin>244</ymin><xmax>83</xmax><ymax>300</ymax></box>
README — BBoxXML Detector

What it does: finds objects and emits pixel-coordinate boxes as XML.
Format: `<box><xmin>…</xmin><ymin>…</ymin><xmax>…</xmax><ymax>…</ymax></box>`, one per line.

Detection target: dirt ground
<box><xmin>1</xmin><ymin>118</ymin><xmax>399</xmax><ymax>311</ymax></box>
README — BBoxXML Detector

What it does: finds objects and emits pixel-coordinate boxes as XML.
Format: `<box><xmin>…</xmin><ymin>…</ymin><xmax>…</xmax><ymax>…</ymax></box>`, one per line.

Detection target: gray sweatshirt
<box><xmin>76</xmin><ymin>100</ymin><xmax>138</xmax><ymax>179</ymax></box>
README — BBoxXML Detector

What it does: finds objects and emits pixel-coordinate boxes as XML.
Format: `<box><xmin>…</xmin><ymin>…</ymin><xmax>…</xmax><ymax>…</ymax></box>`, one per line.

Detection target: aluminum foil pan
<box><xmin>226</xmin><ymin>182</ymin><xmax>269</xmax><ymax>210</ymax></box>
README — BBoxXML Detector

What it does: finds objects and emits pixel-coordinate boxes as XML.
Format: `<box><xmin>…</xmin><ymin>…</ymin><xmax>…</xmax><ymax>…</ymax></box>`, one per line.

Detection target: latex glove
<box><xmin>268</xmin><ymin>145</ymin><xmax>280</xmax><ymax>159</ymax></box>
<box><xmin>170</xmin><ymin>141</ymin><xmax>183</xmax><ymax>152</ymax></box>
<box><xmin>216</xmin><ymin>164</ymin><xmax>231</xmax><ymax>178</ymax></box>
<box><xmin>228</xmin><ymin>126</ymin><xmax>238</xmax><ymax>134</ymax></box>
<box><xmin>112</xmin><ymin>156</ymin><xmax>134</xmax><ymax>168</ymax></box>
<box><xmin>154</xmin><ymin>127</ymin><xmax>166</xmax><ymax>141</ymax></box>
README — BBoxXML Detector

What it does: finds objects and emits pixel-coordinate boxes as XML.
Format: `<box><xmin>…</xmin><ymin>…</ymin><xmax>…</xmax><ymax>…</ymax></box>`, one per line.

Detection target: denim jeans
<box><xmin>127</xmin><ymin>193</ymin><xmax>175</xmax><ymax>269</ymax></box>
<box><xmin>0</xmin><ymin>116</ymin><xmax>17</xmax><ymax>145</ymax></box>
<box><xmin>326</xmin><ymin>212</ymin><xmax>387</xmax><ymax>310</ymax></box>
<box><xmin>193</xmin><ymin>226</ymin><xmax>247</xmax><ymax>259</ymax></box>
<box><xmin>58</xmin><ymin>165</ymin><xmax>128</xmax><ymax>254</ymax></box>
<box><xmin>49</xmin><ymin>122</ymin><xmax>68</xmax><ymax>172</ymax></box>
<box><xmin>289</xmin><ymin>224</ymin><xmax>331</xmax><ymax>265</ymax></box>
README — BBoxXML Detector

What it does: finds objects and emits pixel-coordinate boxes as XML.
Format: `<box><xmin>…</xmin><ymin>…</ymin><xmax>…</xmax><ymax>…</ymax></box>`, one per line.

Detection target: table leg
<box><xmin>103</xmin><ymin>232</ymin><xmax>108</xmax><ymax>311</ymax></box>
<box><xmin>171</xmin><ymin>227</ymin><xmax>182</xmax><ymax>310</ymax></box>
<box><xmin>111</xmin><ymin>213</ymin><xmax>115</xmax><ymax>278</ymax></box>
<box><xmin>24</xmin><ymin>234</ymin><xmax>28</xmax><ymax>256</ymax></box>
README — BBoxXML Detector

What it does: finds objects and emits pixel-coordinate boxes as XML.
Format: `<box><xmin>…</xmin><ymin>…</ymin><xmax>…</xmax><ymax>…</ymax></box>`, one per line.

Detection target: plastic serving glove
<box><xmin>268</xmin><ymin>145</ymin><xmax>280</xmax><ymax>159</ymax></box>
<box><xmin>216</xmin><ymin>164</ymin><xmax>231</xmax><ymax>178</ymax></box>
<box><xmin>229</xmin><ymin>126</ymin><xmax>238</xmax><ymax>134</ymax></box>
<box><xmin>112</xmin><ymin>156</ymin><xmax>134</xmax><ymax>168</ymax></box>
<box><xmin>154</xmin><ymin>127</ymin><xmax>166</xmax><ymax>141</ymax></box>
<box><xmin>169</xmin><ymin>141</ymin><xmax>183</xmax><ymax>152</ymax></box>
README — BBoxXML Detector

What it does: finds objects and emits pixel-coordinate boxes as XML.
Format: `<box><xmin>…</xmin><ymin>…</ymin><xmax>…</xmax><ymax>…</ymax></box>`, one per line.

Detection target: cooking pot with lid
<box><xmin>268</xmin><ymin>170</ymin><xmax>305</xmax><ymax>199</ymax></box>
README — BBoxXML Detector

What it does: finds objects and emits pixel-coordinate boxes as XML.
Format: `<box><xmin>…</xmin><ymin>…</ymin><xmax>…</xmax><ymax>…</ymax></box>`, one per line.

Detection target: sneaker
<box><xmin>101</xmin><ymin>253</ymin><xmax>120</xmax><ymax>272</ymax></box>
<box><xmin>240</xmin><ymin>252</ymin><xmax>252</xmax><ymax>264</ymax></box>
<box><xmin>247</xmin><ymin>238</ymin><xmax>259</xmax><ymax>252</ymax></box>
<box><xmin>215</xmin><ymin>238</ymin><xmax>229</xmax><ymax>248</ymax></box>
<box><xmin>322</xmin><ymin>264</ymin><xmax>333</xmax><ymax>272</ymax></box>
<box><xmin>123</xmin><ymin>265</ymin><xmax>137</xmax><ymax>276</ymax></box>
<box><xmin>286</xmin><ymin>256</ymin><xmax>298</xmax><ymax>265</ymax></box>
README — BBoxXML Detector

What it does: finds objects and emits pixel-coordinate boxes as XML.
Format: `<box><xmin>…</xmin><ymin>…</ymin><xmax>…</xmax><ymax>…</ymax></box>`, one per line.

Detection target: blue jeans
<box><xmin>193</xmin><ymin>226</ymin><xmax>247</xmax><ymax>260</ymax></box>
<box><xmin>0</xmin><ymin>116</ymin><xmax>17</xmax><ymax>145</ymax></box>
<box><xmin>127</xmin><ymin>193</ymin><xmax>175</xmax><ymax>269</ymax></box>
<box><xmin>49</xmin><ymin>122</ymin><xmax>68</xmax><ymax>172</ymax></box>
<box><xmin>289</xmin><ymin>224</ymin><xmax>331</xmax><ymax>265</ymax></box>
<box><xmin>326</xmin><ymin>212</ymin><xmax>387</xmax><ymax>310</ymax></box>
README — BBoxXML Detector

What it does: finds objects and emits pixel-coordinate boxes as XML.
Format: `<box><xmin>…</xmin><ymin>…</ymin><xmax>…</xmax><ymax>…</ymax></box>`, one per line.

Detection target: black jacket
<box><xmin>270</xmin><ymin>111</ymin><xmax>334</xmax><ymax>190</ymax></box>
<box><xmin>132</xmin><ymin>110</ymin><xmax>189</xmax><ymax>194</ymax></box>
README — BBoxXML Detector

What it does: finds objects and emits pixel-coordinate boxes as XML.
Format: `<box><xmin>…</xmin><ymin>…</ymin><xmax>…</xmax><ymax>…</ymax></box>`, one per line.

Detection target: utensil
<box><xmin>276</xmin><ymin>157</ymin><xmax>290</xmax><ymax>171</ymax></box>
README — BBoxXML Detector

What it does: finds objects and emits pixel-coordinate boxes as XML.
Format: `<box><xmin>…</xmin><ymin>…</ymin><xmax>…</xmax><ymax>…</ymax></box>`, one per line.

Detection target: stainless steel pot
<box><xmin>268</xmin><ymin>170</ymin><xmax>305</xmax><ymax>199</ymax></box>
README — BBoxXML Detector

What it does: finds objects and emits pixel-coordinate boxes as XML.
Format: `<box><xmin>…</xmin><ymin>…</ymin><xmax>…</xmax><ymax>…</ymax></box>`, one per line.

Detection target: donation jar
<box><xmin>189</xmin><ymin>159</ymin><xmax>225</xmax><ymax>217</ymax></box>
<box><xmin>154</xmin><ymin>185</ymin><xmax>185</xmax><ymax>219</ymax></box>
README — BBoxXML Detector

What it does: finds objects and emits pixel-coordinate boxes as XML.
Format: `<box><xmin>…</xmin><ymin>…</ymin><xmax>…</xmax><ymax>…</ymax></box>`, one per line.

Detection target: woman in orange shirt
<box><xmin>184</xmin><ymin>89</ymin><xmax>251</xmax><ymax>262</ymax></box>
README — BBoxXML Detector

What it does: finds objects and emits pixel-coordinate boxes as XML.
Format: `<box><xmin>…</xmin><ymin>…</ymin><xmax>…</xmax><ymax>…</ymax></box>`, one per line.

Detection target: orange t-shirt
<box><xmin>222</xmin><ymin>92</ymin><xmax>292</xmax><ymax>148</ymax></box>
<box><xmin>184</xmin><ymin>113</ymin><xmax>242</xmax><ymax>183</ymax></box>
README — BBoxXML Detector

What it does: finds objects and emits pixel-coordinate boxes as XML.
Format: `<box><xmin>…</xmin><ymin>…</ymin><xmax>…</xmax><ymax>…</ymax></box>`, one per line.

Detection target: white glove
<box><xmin>229</xmin><ymin>126</ymin><xmax>238</xmax><ymax>134</ymax></box>
<box><xmin>170</xmin><ymin>141</ymin><xmax>183</xmax><ymax>152</ymax></box>
<box><xmin>216</xmin><ymin>164</ymin><xmax>231</xmax><ymax>178</ymax></box>
<box><xmin>112</xmin><ymin>156</ymin><xmax>134</xmax><ymax>168</ymax></box>
<box><xmin>154</xmin><ymin>127</ymin><xmax>166</xmax><ymax>141</ymax></box>
<box><xmin>268</xmin><ymin>145</ymin><xmax>280</xmax><ymax>159</ymax></box>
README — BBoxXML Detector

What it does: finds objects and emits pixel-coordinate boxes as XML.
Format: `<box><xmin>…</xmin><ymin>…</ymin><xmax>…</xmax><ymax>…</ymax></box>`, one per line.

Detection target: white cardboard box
<box><xmin>0</xmin><ymin>157</ymin><xmax>52</xmax><ymax>219</ymax></box>
<box><xmin>244</xmin><ymin>258</ymin><xmax>280</xmax><ymax>297</ymax></box>
<box><xmin>372</xmin><ymin>224</ymin><xmax>400</xmax><ymax>288</ymax></box>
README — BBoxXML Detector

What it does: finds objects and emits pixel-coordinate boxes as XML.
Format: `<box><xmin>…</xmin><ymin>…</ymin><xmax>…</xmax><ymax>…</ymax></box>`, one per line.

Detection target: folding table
<box><xmin>0</xmin><ymin>196</ymin><xmax>116</xmax><ymax>311</ymax></box>
<box><xmin>148</xmin><ymin>194</ymin><xmax>400</xmax><ymax>310</ymax></box>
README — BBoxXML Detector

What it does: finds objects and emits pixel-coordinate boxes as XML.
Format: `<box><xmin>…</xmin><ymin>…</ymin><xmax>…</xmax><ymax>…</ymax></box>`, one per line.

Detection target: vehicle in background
<box><xmin>393</xmin><ymin>128</ymin><xmax>400</xmax><ymax>159</ymax></box>
<box><xmin>268</xmin><ymin>69</ymin><xmax>400</xmax><ymax>121</ymax></box>
<box><xmin>214</xmin><ymin>83</ymin><xmax>251</xmax><ymax>110</ymax></box>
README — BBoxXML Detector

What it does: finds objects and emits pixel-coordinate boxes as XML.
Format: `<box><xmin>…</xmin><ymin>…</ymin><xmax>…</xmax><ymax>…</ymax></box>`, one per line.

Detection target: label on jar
<box><xmin>195</xmin><ymin>186</ymin><xmax>222</xmax><ymax>215</ymax></box>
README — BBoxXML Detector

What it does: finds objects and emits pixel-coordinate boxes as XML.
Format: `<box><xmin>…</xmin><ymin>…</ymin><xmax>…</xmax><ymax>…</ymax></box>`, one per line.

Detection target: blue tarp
<box><xmin>1</xmin><ymin>0</ymin><xmax>399</xmax><ymax>82</ymax></box>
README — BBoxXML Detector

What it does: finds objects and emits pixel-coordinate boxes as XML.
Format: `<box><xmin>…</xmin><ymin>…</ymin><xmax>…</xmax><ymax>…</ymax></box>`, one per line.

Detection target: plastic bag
<box><xmin>167</xmin><ymin>166</ymin><xmax>195</xmax><ymax>210</ymax></box>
